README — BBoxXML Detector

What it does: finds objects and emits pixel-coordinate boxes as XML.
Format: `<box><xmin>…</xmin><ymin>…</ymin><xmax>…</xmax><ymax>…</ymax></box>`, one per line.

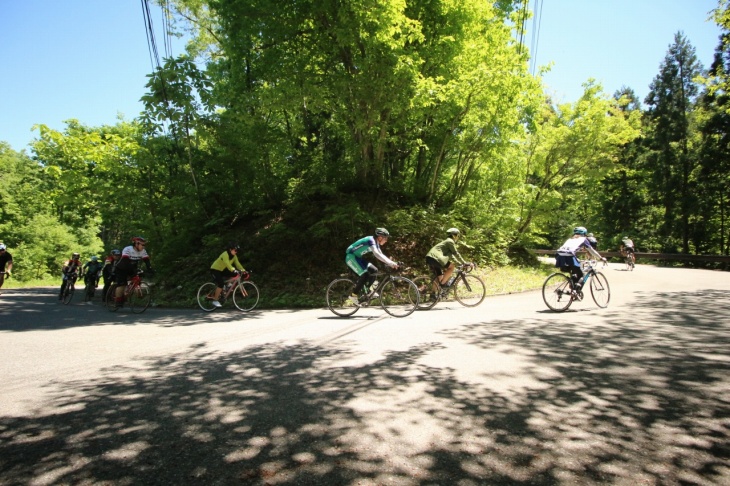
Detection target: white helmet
<box><xmin>0</xmin><ymin>243</ymin><xmax>6</xmax><ymax>251</ymax></box>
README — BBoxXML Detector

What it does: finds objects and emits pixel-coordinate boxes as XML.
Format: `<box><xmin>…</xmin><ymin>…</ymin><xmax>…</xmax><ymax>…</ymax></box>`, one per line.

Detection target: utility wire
<box><xmin>530</xmin><ymin>0</ymin><xmax>544</xmax><ymax>75</ymax></box>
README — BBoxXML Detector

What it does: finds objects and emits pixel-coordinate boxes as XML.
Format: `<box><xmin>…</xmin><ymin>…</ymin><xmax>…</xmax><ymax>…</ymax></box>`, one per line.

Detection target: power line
<box><xmin>530</xmin><ymin>0</ymin><xmax>544</xmax><ymax>75</ymax></box>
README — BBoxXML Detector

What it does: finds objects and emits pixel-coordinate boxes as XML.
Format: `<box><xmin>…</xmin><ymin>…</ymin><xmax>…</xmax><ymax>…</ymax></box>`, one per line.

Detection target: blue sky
<box><xmin>0</xmin><ymin>1</ymin><xmax>723</xmax><ymax>153</ymax></box>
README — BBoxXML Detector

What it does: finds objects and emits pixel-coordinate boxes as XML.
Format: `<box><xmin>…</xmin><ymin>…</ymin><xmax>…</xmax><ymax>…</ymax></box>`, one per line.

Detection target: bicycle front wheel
<box><xmin>412</xmin><ymin>275</ymin><xmax>440</xmax><ymax>310</ymax></box>
<box><xmin>454</xmin><ymin>274</ymin><xmax>486</xmax><ymax>307</ymax></box>
<box><xmin>542</xmin><ymin>273</ymin><xmax>573</xmax><ymax>312</ymax></box>
<box><xmin>326</xmin><ymin>278</ymin><xmax>359</xmax><ymax>317</ymax></box>
<box><xmin>589</xmin><ymin>271</ymin><xmax>611</xmax><ymax>308</ymax></box>
<box><xmin>233</xmin><ymin>281</ymin><xmax>259</xmax><ymax>311</ymax></box>
<box><xmin>197</xmin><ymin>282</ymin><xmax>218</xmax><ymax>312</ymax></box>
<box><xmin>129</xmin><ymin>282</ymin><xmax>152</xmax><ymax>314</ymax></box>
<box><xmin>106</xmin><ymin>284</ymin><xmax>118</xmax><ymax>311</ymax></box>
<box><xmin>380</xmin><ymin>276</ymin><xmax>419</xmax><ymax>318</ymax></box>
<box><xmin>62</xmin><ymin>284</ymin><xmax>75</xmax><ymax>305</ymax></box>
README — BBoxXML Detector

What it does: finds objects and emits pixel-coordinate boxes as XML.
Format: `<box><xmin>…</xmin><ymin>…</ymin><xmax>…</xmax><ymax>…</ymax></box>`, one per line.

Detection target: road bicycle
<box><xmin>82</xmin><ymin>274</ymin><xmax>100</xmax><ymax>302</ymax></box>
<box><xmin>412</xmin><ymin>263</ymin><xmax>486</xmax><ymax>310</ymax></box>
<box><xmin>622</xmin><ymin>249</ymin><xmax>635</xmax><ymax>271</ymax></box>
<box><xmin>197</xmin><ymin>271</ymin><xmax>259</xmax><ymax>312</ymax></box>
<box><xmin>61</xmin><ymin>273</ymin><xmax>78</xmax><ymax>305</ymax></box>
<box><xmin>106</xmin><ymin>269</ymin><xmax>152</xmax><ymax>313</ymax></box>
<box><xmin>542</xmin><ymin>259</ymin><xmax>610</xmax><ymax>312</ymax></box>
<box><xmin>326</xmin><ymin>264</ymin><xmax>419</xmax><ymax>318</ymax></box>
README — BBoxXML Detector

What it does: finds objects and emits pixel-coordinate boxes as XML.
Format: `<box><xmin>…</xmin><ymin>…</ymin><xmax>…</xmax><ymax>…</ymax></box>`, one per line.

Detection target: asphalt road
<box><xmin>1</xmin><ymin>262</ymin><xmax>728</xmax><ymax>485</ymax></box>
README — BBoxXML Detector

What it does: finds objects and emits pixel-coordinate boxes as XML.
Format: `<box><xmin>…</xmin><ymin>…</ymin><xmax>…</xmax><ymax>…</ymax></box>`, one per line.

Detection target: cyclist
<box><xmin>59</xmin><ymin>252</ymin><xmax>83</xmax><ymax>301</ymax></box>
<box><xmin>82</xmin><ymin>255</ymin><xmax>104</xmax><ymax>294</ymax></box>
<box><xmin>209</xmin><ymin>241</ymin><xmax>246</xmax><ymax>308</ymax></box>
<box><xmin>425</xmin><ymin>228</ymin><xmax>471</xmax><ymax>294</ymax></box>
<box><xmin>112</xmin><ymin>237</ymin><xmax>154</xmax><ymax>309</ymax></box>
<box><xmin>101</xmin><ymin>249</ymin><xmax>121</xmax><ymax>300</ymax></box>
<box><xmin>0</xmin><ymin>243</ymin><xmax>13</xmax><ymax>292</ymax></box>
<box><xmin>620</xmin><ymin>237</ymin><xmax>636</xmax><ymax>265</ymax></box>
<box><xmin>346</xmin><ymin>228</ymin><xmax>398</xmax><ymax>305</ymax></box>
<box><xmin>586</xmin><ymin>233</ymin><xmax>598</xmax><ymax>250</ymax></box>
<box><xmin>556</xmin><ymin>227</ymin><xmax>606</xmax><ymax>295</ymax></box>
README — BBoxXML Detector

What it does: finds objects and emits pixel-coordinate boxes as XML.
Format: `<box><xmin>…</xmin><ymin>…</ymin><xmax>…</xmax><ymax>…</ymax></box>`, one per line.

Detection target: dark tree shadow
<box><xmin>0</xmin><ymin>290</ymin><xmax>727</xmax><ymax>484</ymax></box>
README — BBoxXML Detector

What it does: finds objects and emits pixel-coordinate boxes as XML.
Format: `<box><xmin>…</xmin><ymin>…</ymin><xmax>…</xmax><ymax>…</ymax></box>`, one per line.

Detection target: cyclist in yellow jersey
<box><xmin>209</xmin><ymin>242</ymin><xmax>246</xmax><ymax>308</ymax></box>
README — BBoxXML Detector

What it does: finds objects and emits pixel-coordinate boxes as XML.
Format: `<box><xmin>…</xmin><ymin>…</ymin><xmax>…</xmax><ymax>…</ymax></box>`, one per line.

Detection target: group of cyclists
<box><xmin>56</xmin><ymin>236</ymin><xmax>153</xmax><ymax>308</ymax></box>
<box><xmin>3</xmin><ymin>225</ymin><xmax>639</xmax><ymax>311</ymax></box>
<box><xmin>345</xmin><ymin>226</ymin><xmax>474</xmax><ymax>306</ymax></box>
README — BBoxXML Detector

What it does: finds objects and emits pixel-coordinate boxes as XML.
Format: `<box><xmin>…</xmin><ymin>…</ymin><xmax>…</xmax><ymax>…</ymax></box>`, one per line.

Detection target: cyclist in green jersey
<box><xmin>345</xmin><ymin>228</ymin><xmax>399</xmax><ymax>305</ymax></box>
<box><xmin>426</xmin><ymin>228</ymin><xmax>471</xmax><ymax>289</ymax></box>
<box><xmin>209</xmin><ymin>242</ymin><xmax>246</xmax><ymax>308</ymax></box>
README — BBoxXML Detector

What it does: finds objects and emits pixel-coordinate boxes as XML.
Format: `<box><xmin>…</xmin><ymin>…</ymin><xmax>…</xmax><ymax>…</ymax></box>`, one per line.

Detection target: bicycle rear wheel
<box><xmin>197</xmin><ymin>282</ymin><xmax>218</xmax><ymax>312</ymax></box>
<box><xmin>589</xmin><ymin>271</ymin><xmax>611</xmax><ymax>308</ymax></box>
<box><xmin>62</xmin><ymin>284</ymin><xmax>75</xmax><ymax>305</ymax></box>
<box><xmin>326</xmin><ymin>278</ymin><xmax>359</xmax><ymax>317</ymax></box>
<box><xmin>454</xmin><ymin>274</ymin><xmax>486</xmax><ymax>307</ymax></box>
<box><xmin>412</xmin><ymin>275</ymin><xmax>440</xmax><ymax>310</ymax></box>
<box><xmin>129</xmin><ymin>282</ymin><xmax>151</xmax><ymax>313</ymax></box>
<box><xmin>380</xmin><ymin>276</ymin><xmax>419</xmax><ymax>318</ymax></box>
<box><xmin>542</xmin><ymin>273</ymin><xmax>573</xmax><ymax>312</ymax></box>
<box><xmin>233</xmin><ymin>281</ymin><xmax>259</xmax><ymax>311</ymax></box>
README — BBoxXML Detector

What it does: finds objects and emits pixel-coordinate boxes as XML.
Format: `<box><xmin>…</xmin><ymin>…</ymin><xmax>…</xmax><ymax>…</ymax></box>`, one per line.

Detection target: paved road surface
<box><xmin>1</xmin><ymin>263</ymin><xmax>728</xmax><ymax>485</ymax></box>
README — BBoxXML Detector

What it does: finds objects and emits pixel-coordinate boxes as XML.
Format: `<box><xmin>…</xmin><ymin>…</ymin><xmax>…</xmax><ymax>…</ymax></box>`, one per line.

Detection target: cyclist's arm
<box><xmin>232</xmin><ymin>255</ymin><xmax>245</xmax><ymax>272</ymax></box>
<box><xmin>583</xmin><ymin>243</ymin><xmax>603</xmax><ymax>261</ymax></box>
<box><xmin>371</xmin><ymin>244</ymin><xmax>397</xmax><ymax>268</ymax></box>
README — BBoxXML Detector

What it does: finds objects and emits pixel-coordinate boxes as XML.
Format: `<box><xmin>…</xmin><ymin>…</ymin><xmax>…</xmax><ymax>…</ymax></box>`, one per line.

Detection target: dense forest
<box><xmin>1</xmin><ymin>0</ymin><xmax>729</xmax><ymax>305</ymax></box>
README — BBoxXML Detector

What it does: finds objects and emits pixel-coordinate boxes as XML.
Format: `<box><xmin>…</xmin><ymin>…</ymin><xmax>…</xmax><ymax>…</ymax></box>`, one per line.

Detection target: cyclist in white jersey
<box><xmin>556</xmin><ymin>227</ymin><xmax>606</xmax><ymax>291</ymax></box>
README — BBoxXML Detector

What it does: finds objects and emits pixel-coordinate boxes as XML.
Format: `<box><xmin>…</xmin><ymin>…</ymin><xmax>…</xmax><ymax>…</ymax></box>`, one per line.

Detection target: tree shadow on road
<box><xmin>0</xmin><ymin>290</ymin><xmax>727</xmax><ymax>484</ymax></box>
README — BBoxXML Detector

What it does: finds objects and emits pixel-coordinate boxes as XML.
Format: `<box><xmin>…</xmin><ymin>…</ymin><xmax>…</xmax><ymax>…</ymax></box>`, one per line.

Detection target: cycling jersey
<box><xmin>62</xmin><ymin>259</ymin><xmax>82</xmax><ymax>275</ymax></box>
<box><xmin>346</xmin><ymin>236</ymin><xmax>396</xmax><ymax>267</ymax></box>
<box><xmin>426</xmin><ymin>237</ymin><xmax>465</xmax><ymax>268</ymax></box>
<box><xmin>210</xmin><ymin>251</ymin><xmax>245</xmax><ymax>272</ymax></box>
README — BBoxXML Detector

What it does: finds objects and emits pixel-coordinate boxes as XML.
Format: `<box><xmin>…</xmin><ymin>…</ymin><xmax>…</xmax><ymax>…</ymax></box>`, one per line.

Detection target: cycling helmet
<box><xmin>374</xmin><ymin>228</ymin><xmax>390</xmax><ymax>238</ymax></box>
<box><xmin>91</xmin><ymin>256</ymin><xmax>98</xmax><ymax>262</ymax></box>
<box><xmin>587</xmin><ymin>233</ymin><xmax>594</xmax><ymax>238</ymax></box>
<box><xmin>573</xmin><ymin>226</ymin><xmax>588</xmax><ymax>236</ymax></box>
<box><xmin>0</xmin><ymin>243</ymin><xmax>6</xmax><ymax>251</ymax></box>
<box><xmin>447</xmin><ymin>228</ymin><xmax>460</xmax><ymax>236</ymax></box>
<box><xmin>111</xmin><ymin>249</ymin><xmax>121</xmax><ymax>256</ymax></box>
<box><xmin>132</xmin><ymin>236</ymin><xmax>146</xmax><ymax>244</ymax></box>
<box><xmin>228</xmin><ymin>241</ymin><xmax>241</xmax><ymax>251</ymax></box>
<box><xmin>72</xmin><ymin>252</ymin><xmax>80</xmax><ymax>259</ymax></box>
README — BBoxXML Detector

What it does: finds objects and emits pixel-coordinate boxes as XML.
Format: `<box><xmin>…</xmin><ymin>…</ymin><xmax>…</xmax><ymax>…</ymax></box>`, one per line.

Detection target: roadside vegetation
<box><xmin>2</xmin><ymin>1</ymin><xmax>729</xmax><ymax>309</ymax></box>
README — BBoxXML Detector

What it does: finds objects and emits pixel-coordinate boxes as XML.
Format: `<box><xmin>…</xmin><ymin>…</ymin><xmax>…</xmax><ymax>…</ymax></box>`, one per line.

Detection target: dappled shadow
<box><xmin>438</xmin><ymin>289</ymin><xmax>730</xmax><ymax>484</ymax></box>
<box><xmin>0</xmin><ymin>288</ymin><xmax>266</xmax><ymax>331</ymax></box>
<box><xmin>0</xmin><ymin>290</ymin><xmax>727</xmax><ymax>484</ymax></box>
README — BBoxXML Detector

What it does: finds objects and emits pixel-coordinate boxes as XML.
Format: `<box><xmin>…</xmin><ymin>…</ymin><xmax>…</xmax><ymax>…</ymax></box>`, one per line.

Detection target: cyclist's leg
<box><xmin>425</xmin><ymin>257</ymin><xmax>444</xmax><ymax>292</ymax></box>
<box><xmin>440</xmin><ymin>262</ymin><xmax>456</xmax><ymax>286</ymax></box>
<box><xmin>113</xmin><ymin>267</ymin><xmax>130</xmax><ymax>307</ymax></box>
<box><xmin>211</xmin><ymin>269</ymin><xmax>227</xmax><ymax>302</ymax></box>
<box><xmin>345</xmin><ymin>255</ymin><xmax>370</xmax><ymax>297</ymax></box>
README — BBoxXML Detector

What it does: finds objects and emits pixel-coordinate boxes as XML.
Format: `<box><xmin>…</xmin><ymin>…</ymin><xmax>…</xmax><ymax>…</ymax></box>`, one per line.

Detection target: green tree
<box><xmin>643</xmin><ymin>32</ymin><xmax>703</xmax><ymax>253</ymax></box>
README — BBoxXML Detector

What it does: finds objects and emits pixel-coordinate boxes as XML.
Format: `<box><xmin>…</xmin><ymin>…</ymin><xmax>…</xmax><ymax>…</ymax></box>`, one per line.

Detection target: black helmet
<box><xmin>111</xmin><ymin>249</ymin><xmax>121</xmax><ymax>256</ymax></box>
<box><xmin>227</xmin><ymin>241</ymin><xmax>241</xmax><ymax>251</ymax></box>
<box><xmin>374</xmin><ymin>228</ymin><xmax>390</xmax><ymax>237</ymax></box>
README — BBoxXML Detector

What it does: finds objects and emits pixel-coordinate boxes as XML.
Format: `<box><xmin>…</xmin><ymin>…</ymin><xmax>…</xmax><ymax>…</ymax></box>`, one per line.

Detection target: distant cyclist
<box><xmin>82</xmin><ymin>255</ymin><xmax>104</xmax><ymax>291</ymax></box>
<box><xmin>208</xmin><ymin>241</ymin><xmax>246</xmax><ymax>308</ymax></box>
<box><xmin>555</xmin><ymin>227</ymin><xmax>606</xmax><ymax>294</ymax></box>
<box><xmin>59</xmin><ymin>252</ymin><xmax>83</xmax><ymax>301</ymax></box>
<box><xmin>620</xmin><ymin>237</ymin><xmax>636</xmax><ymax>265</ymax></box>
<box><xmin>102</xmin><ymin>249</ymin><xmax>121</xmax><ymax>300</ymax></box>
<box><xmin>112</xmin><ymin>237</ymin><xmax>154</xmax><ymax>309</ymax></box>
<box><xmin>0</xmin><ymin>243</ymin><xmax>13</xmax><ymax>292</ymax></box>
<box><xmin>586</xmin><ymin>233</ymin><xmax>598</xmax><ymax>250</ymax></box>
<box><xmin>426</xmin><ymin>228</ymin><xmax>471</xmax><ymax>289</ymax></box>
<box><xmin>345</xmin><ymin>228</ymin><xmax>398</xmax><ymax>305</ymax></box>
